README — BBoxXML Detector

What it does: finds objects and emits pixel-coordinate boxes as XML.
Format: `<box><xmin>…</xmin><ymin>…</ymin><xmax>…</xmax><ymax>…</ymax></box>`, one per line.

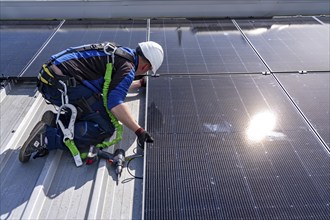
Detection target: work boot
<box><xmin>41</xmin><ymin>110</ymin><xmax>56</xmax><ymax>127</ymax></box>
<box><xmin>19</xmin><ymin>121</ymin><xmax>49</xmax><ymax>163</ymax></box>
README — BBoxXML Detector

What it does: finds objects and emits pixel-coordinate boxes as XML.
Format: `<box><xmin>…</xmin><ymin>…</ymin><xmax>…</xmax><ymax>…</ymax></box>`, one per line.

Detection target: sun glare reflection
<box><xmin>247</xmin><ymin>111</ymin><xmax>276</xmax><ymax>141</ymax></box>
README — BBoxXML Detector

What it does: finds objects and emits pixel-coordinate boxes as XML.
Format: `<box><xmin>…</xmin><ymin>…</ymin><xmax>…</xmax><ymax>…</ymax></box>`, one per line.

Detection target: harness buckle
<box><xmin>103</xmin><ymin>43</ymin><xmax>117</xmax><ymax>64</ymax></box>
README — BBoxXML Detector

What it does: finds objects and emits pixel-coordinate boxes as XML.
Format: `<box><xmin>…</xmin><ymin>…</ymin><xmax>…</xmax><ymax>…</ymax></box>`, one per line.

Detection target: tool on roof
<box><xmin>86</xmin><ymin>145</ymin><xmax>99</xmax><ymax>165</ymax></box>
<box><xmin>113</xmin><ymin>149</ymin><xmax>125</xmax><ymax>185</ymax></box>
<box><xmin>86</xmin><ymin>145</ymin><xmax>126</xmax><ymax>185</ymax></box>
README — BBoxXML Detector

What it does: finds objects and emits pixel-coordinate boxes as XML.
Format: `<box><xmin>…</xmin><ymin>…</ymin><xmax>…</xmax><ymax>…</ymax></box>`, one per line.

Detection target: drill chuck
<box><xmin>114</xmin><ymin>149</ymin><xmax>125</xmax><ymax>175</ymax></box>
<box><xmin>86</xmin><ymin>145</ymin><xmax>98</xmax><ymax>165</ymax></box>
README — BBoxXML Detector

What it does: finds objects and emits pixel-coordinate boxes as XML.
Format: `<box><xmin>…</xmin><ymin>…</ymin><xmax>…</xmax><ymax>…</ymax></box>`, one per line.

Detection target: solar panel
<box><xmin>275</xmin><ymin>72</ymin><xmax>330</xmax><ymax>146</ymax></box>
<box><xmin>22</xmin><ymin>19</ymin><xmax>147</xmax><ymax>77</ymax></box>
<box><xmin>0</xmin><ymin>20</ymin><xmax>60</xmax><ymax>78</ymax></box>
<box><xmin>236</xmin><ymin>17</ymin><xmax>330</xmax><ymax>72</ymax></box>
<box><xmin>150</xmin><ymin>19</ymin><xmax>268</xmax><ymax>75</ymax></box>
<box><xmin>145</xmin><ymin>75</ymin><xmax>330</xmax><ymax>219</ymax></box>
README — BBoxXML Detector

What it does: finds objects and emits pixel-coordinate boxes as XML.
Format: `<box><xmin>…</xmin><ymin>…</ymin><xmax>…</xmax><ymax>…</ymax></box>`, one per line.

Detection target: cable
<box><xmin>126</xmin><ymin>154</ymin><xmax>144</xmax><ymax>179</ymax></box>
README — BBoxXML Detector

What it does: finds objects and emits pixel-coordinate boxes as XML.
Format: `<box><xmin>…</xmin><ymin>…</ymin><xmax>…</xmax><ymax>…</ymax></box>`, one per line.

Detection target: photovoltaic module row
<box><xmin>1</xmin><ymin>17</ymin><xmax>329</xmax><ymax>78</ymax></box>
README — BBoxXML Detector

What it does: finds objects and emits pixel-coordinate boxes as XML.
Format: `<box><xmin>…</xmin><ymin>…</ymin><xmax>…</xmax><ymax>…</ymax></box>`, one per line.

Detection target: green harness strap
<box><xmin>64</xmin><ymin>139</ymin><xmax>80</xmax><ymax>156</ymax></box>
<box><xmin>96</xmin><ymin>62</ymin><xmax>123</xmax><ymax>149</ymax></box>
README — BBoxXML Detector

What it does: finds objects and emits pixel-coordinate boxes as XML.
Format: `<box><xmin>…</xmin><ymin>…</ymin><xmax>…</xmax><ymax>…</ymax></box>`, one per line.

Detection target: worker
<box><xmin>19</xmin><ymin>41</ymin><xmax>164</xmax><ymax>163</ymax></box>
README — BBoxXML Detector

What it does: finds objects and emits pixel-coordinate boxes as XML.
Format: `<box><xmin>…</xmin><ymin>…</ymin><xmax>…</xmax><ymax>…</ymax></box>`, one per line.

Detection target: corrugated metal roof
<box><xmin>1</xmin><ymin>84</ymin><xmax>145</xmax><ymax>219</ymax></box>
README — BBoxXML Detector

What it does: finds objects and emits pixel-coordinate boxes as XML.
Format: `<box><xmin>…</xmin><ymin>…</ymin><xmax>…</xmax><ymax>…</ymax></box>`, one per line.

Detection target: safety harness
<box><xmin>38</xmin><ymin>42</ymin><xmax>134</xmax><ymax>166</ymax></box>
<box><xmin>38</xmin><ymin>42</ymin><xmax>134</xmax><ymax>90</ymax></box>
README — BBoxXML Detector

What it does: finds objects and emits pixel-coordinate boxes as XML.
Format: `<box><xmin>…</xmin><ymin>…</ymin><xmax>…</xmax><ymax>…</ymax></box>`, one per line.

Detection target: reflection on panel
<box><xmin>150</xmin><ymin>19</ymin><xmax>268</xmax><ymax>74</ymax></box>
<box><xmin>275</xmin><ymin>72</ymin><xmax>330</xmax><ymax>146</ymax></box>
<box><xmin>145</xmin><ymin>75</ymin><xmax>330</xmax><ymax>219</ymax></box>
<box><xmin>0</xmin><ymin>20</ymin><xmax>60</xmax><ymax>77</ymax></box>
<box><xmin>236</xmin><ymin>17</ymin><xmax>330</xmax><ymax>72</ymax></box>
<box><xmin>23</xmin><ymin>19</ymin><xmax>147</xmax><ymax>77</ymax></box>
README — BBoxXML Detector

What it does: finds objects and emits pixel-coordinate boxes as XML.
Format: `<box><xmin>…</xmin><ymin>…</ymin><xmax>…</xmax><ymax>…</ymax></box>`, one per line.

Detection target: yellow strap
<box><xmin>42</xmin><ymin>64</ymin><xmax>54</xmax><ymax>78</ymax></box>
<box><xmin>38</xmin><ymin>75</ymin><xmax>50</xmax><ymax>85</ymax></box>
<box><xmin>38</xmin><ymin>64</ymin><xmax>55</xmax><ymax>85</ymax></box>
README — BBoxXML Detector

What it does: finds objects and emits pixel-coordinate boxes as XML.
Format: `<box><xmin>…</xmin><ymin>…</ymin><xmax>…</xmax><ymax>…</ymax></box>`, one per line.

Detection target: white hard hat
<box><xmin>138</xmin><ymin>41</ymin><xmax>164</xmax><ymax>73</ymax></box>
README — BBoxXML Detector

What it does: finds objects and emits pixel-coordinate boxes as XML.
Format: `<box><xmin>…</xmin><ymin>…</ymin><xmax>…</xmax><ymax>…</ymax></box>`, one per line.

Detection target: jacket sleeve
<box><xmin>107</xmin><ymin>58</ymin><xmax>135</xmax><ymax>110</ymax></box>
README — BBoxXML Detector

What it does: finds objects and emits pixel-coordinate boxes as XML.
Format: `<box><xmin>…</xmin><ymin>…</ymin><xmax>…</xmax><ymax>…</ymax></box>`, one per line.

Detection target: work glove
<box><xmin>135</xmin><ymin>127</ymin><xmax>154</xmax><ymax>149</ymax></box>
<box><xmin>140</xmin><ymin>76</ymin><xmax>147</xmax><ymax>87</ymax></box>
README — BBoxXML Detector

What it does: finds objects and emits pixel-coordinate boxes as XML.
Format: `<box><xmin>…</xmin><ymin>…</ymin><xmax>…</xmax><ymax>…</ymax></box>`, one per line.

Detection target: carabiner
<box><xmin>103</xmin><ymin>43</ymin><xmax>117</xmax><ymax>64</ymax></box>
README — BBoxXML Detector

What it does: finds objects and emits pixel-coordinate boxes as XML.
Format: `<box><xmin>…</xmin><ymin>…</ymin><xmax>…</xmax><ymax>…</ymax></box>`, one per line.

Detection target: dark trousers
<box><xmin>40</xmin><ymin>83</ymin><xmax>115</xmax><ymax>151</ymax></box>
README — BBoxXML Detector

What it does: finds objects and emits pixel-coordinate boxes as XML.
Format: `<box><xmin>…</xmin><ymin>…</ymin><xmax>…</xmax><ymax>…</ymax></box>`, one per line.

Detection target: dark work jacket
<box><xmin>50</xmin><ymin>45</ymin><xmax>138</xmax><ymax>110</ymax></box>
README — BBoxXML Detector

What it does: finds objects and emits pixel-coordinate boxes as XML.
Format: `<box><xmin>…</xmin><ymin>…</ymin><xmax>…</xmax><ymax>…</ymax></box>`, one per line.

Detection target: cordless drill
<box><xmin>113</xmin><ymin>149</ymin><xmax>125</xmax><ymax>181</ymax></box>
<box><xmin>86</xmin><ymin>145</ymin><xmax>126</xmax><ymax>184</ymax></box>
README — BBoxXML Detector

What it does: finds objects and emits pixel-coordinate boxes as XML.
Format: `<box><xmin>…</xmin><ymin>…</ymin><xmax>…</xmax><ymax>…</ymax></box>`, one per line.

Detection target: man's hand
<box><xmin>135</xmin><ymin>128</ymin><xmax>154</xmax><ymax>149</ymax></box>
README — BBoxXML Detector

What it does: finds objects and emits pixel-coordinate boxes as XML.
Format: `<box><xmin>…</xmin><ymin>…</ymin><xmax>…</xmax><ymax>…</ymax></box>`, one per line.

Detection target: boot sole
<box><xmin>19</xmin><ymin>121</ymin><xmax>47</xmax><ymax>163</ymax></box>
